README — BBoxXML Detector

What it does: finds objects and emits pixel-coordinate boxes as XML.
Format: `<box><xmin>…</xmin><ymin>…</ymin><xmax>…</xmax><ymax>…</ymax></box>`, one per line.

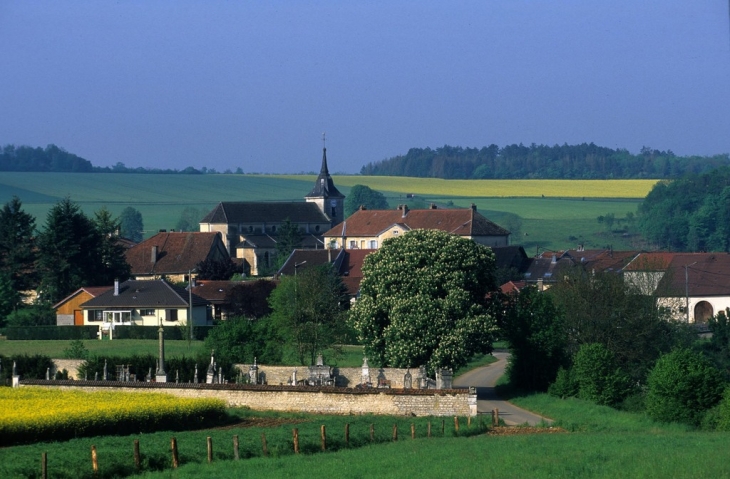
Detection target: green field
<box><xmin>1</xmin><ymin>390</ymin><xmax>728</xmax><ymax>479</ymax></box>
<box><xmin>0</xmin><ymin>172</ymin><xmax>653</xmax><ymax>251</ymax></box>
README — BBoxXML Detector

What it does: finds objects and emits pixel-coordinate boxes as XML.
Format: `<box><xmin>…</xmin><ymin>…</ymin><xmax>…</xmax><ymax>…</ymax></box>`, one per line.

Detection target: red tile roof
<box><xmin>324</xmin><ymin>206</ymin><xmax>509</xmax><ymax>238</ymax></box>
<box><xmin>125</xmin><ymin>232</ymin><xmax>227</xmax><ymax>276</ymax></box>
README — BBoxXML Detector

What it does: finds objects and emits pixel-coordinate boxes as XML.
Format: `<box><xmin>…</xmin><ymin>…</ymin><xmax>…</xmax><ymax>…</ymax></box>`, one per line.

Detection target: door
<box><xmin>74</xmin><ymin>310</ymin><xmax>83</xmax><ymax>326</ymax></box>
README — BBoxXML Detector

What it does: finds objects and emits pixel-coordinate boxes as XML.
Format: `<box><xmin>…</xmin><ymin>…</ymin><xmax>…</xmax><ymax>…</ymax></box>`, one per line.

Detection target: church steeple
<box><xmin>305</xmin><ymin>141</ymin><xmax>345</xmax><ymax>227</ymax></box>
<box><xmin>306</xmin><ymin>147</ymin><xmax>344</xmax><ymax>199</ymax></box>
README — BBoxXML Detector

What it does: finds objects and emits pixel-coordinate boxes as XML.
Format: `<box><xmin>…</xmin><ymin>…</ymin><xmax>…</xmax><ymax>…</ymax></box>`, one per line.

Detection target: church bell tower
<box><xmin>305</xmin><ymin>143</ymin><xmax>345</xmax><ymax>227</ymax></box>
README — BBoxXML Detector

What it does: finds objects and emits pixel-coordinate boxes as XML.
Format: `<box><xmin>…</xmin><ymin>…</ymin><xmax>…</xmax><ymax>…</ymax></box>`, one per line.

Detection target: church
<box><xmin>199</xmin><ymin>147</ymin><xmax>344</xmax><ymax>276</ymax></box>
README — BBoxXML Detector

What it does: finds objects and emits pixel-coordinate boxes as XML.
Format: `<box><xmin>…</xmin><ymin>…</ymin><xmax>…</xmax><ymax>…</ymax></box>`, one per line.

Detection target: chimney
<box><xmin>359</xmin><ymin>205</ymin><xmax>367</xmax><ymax>211</ymax></box>
<box><xmin>471</xmin><ymin>203</ymin><xmax>477</xmax><ymax>212</ymax></box>
<box><xmin>151</xmin><ymin>246</ymin><xmax>158</xmax><ymax>263</ymax></box>
<box><xmin>114</xmin><ymin>278</ymin><xmax>119</xmax><ymax>296</ymax></box>
<box><xmin>551</xmin><ymin>254</ymin><xmax>556</xmax><ymax>264</ymax></box>
<box><xmin>537</xmin><ymin>277</ymin><xmax>544</xmax><ymax>292</ymax></box>
<box><xmin>401</xmin><ymin>204</ymin><xmax>409</xmax><ymax>217</ymax></box>
<box><xmin>429</xmin><ymin>203</ymin><xmax>437</xmax><ymax>209</ymax></box>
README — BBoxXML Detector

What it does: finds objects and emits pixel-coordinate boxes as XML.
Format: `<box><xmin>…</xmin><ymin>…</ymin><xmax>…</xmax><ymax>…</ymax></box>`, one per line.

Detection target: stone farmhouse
<box><xmin>323</xmin><ymin>203</ymin><xmax>510</xmax><ymax>250</ymax></box>
<box><xmin>625</xmin><ymin>252</ymin><xmax>730</xmax><ymax>325</ymax></box>
<box><xmin>125</xmin><ymin>231</ymin><xmax>230</xmax><ymax>283</ymax></box>
<box><xmin>199</xmin><ymin>147</ymin><xmax>344</xmax><ymax>276</ymax></box>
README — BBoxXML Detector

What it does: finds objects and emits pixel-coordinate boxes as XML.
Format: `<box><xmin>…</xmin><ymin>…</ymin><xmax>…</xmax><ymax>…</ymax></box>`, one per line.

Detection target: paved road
<box><xmin>453</xmin><ymin>352</ymin><xmax>553</xmax><ymax>426</ymax></box>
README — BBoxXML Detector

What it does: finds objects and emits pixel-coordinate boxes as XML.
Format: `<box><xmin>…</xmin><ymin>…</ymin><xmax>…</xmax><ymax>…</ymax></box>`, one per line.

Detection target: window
<box><xmin>271</xmin><ymin>225</ymin><xmax>277</xmax><ymax>233</ymax></box>
<box><xmin>393</xmin><ymin>230</ymin><xmax>399</xmax><ymax>235</ymax></box>
<box><xmin>369</xmin><ymin>240</ymin><xmax>377</xmax><ymax>249</ymax></box>
<box><xmin>349</xmin><ymin>240</ymin><xmax>357</xmax><ymax>249</ymax></box>
<box><xmin>315</xmin><ymin>225</ymin><xmax>320</xmax><ymax>232</ymax></box>
<box><xmin>165</xmin><ymin>309</ymin><xmax>178</xmax><ymax>322</ymax></box>
<box><xmin>104</xmin><ymin>311</ymin><xmax>132</xmax><ymax>325</ymax></box>
<box><xmin>248</xmin><ymin>225</ymin><xmax>253</xmax><ymax>233</ymax></box>
<box><xmin>88</xmin><ymin>310</ymin><xmax>103</xmax><ymax>322</ymax></box>
<box><xmin>140</xmin><ymin>309</ymin><xmax>155</xmax><ymax>316</ymax></box>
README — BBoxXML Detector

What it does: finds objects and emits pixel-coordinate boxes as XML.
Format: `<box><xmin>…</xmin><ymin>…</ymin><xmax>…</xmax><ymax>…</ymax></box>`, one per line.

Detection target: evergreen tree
<box><xmin>36</xmin><ymin>198</ymin><xmax>103</xmax><ymax>303</ymax></box>
<box><xmin>119</xmin><ymin>206</ymin><xmax>144</xmax><ymax>242</ymax></box>
<box><xmin>0</xmin><ymin>196</ymin><xmax>38</xmax><ymax>294</ymax></box>
<box><xmin>92</xmin><ymin>207</ymin><xmax>131</xmax><ymax>285</ymax></box>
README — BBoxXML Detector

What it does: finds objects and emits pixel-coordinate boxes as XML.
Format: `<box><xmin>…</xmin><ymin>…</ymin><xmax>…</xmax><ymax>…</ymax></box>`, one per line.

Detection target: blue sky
<box><xmin>1</xmin><ymin>1</ymin><xmax>728</xmax><ymax>174</ymax></box>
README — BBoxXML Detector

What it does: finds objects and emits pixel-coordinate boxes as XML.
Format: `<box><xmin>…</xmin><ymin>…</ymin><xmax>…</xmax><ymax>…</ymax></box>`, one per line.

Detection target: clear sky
<box><xmin>1</xmin><ymin>1</ymin><xmax>729</xmax><ymax>174</ymax></box>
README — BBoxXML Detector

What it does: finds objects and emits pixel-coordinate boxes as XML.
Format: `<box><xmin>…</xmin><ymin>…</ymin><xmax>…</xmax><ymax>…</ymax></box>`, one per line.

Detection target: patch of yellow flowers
<box><xmin>0</xmin><ymin>388</ymin><xmax>226</xmax><ymax>446</ymax></box>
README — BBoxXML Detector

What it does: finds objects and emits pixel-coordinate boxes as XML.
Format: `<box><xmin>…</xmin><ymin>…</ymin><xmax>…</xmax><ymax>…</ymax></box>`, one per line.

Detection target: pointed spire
<box><xmin>306</xmin><ymin>142</ymin><xmax>344</xmax><ymax>199</ymax></box>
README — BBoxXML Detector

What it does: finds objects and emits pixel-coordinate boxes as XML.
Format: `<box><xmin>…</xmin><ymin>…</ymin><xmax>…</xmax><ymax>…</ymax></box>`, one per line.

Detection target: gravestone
<box><xmin>249</xmin><ymin>357</ymin><xmax>259</xmax><ymax>384</ymax></box>
<box><xmin>206</xmin><ymin>350</ymin><xmax>216</xmax><ymax>384</ymax></box>
<box><xmin>361</xmin><ymin>357</ymin><xmax>370</xmax><ymax>386</ymax></box>
<box><xmin>403</xmin><ymin>369</ymin><xmax>412</xmax><ymax>389</ymax></box>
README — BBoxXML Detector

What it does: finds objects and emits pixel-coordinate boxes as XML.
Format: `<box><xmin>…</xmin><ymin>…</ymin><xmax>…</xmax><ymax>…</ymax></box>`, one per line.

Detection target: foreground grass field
<box><xmin>3</xmin><ymin>388</ymin><xmax>728</xmax><ymax>479</ymax></box>
<box><xmin>0</xmin><ymin>172</ymin><xmax>653</xmax><ymax>251</ymax></box>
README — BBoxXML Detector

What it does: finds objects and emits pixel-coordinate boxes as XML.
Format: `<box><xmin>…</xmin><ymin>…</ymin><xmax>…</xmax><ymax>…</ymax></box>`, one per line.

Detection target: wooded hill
<box><xmin>361</xmin><ymin>143</ymin><xmax>730</xmax><ymax>179</ymax></box>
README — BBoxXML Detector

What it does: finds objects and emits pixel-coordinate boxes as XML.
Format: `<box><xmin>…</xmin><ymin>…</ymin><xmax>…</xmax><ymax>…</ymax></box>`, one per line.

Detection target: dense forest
<box><xmin>0</xmin><ymin>145</ymin><xmax>94</xmax><ymax>172</ymax></box>
<box><xmin>361</xmin><ymin>143</ymin><xmax>730</xmax><ymax>179</ymax></box>
<box><xmin>638</xmin><ymin>167</ymin><xmax>730</xmax><ymax>252</ymax></box>
<box><xmin>0</xmin><ymin>144</ymin><xmax>210</xmax><ymax>174</ymax></box>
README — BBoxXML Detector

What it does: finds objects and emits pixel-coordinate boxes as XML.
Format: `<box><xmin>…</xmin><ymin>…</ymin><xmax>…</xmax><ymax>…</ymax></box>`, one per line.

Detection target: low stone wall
<box><xmin>20</xmin><ymin>380</ymin><xmax>476</xmax><ymax>417</ymax></box>
<box><xmin>52</xmin><ymin>359</ymin><xmax>84</xmax><ymax>379</ymax></box>
<box><xmin>235</xmin><ymin>363</ymin><xmax>424</xmax><ymax>388</ymax></box>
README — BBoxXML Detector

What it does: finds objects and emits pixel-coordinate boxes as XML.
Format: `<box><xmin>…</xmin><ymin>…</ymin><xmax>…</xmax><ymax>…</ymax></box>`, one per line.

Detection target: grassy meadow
<box><xmin>2</xmin><ymin>389</ymin><xmax>728</xmax><ymax>478</ymax></box>
<box><xmin>0</xmin><ymin>172</ymin><xmax>656</xmax><ymax>251</ymax></box>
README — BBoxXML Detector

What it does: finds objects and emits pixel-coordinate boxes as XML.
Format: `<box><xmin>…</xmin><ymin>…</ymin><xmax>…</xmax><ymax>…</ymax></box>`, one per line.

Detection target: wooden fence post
<box><xmin>427</xmin><ymin>421</ymin><xmax>432</xmax><ymax>438</ymax></box>
<box><xmin>454</xmin><ymin>416</ymin><xmax>459</xmax><ymax>433</ymax></box>
<box><xmin>441</xmin><ymin>419</ymin><xmax>445</xmax><ymax>435</ymax></box>
<box><xmin>41</xmin><ymin>452</ymin><xmax>47</xmax><ymax>479</ymax></box>
<box><xmin>261</xmin><ymin>433</ymin><xmax>269</xmax><ymax>457</ymax></box>
<box><xmin>370</xmin><ymin>423</ymin><xmax>374</xmax><ymax>442</ymax></box>
<box><xmin>321</xmin><ymin>425</ymin><xmax>327</xmax><ymax>452</ymax></box>
<box><xmin>233</xmin><ymin>435</ymin><xmax>240</xmax><ymax>460</ymax></box>
<box><xmin>91</xmin><ymin>445</ymin><xmax>98</xmax><ymax>475</ymax></box>
<box><xmin>345</xmin><ymin>423</ymin><xmax>350</xmax><ymax>446</ymax></box>
<box><xmin>411</xmin><ymin>423</ymin><xmax>415</xmax><ymax>439</ymax></box>
<box><xmin>293</xmin><ymin>429</ymin><xmax>299</xmax><ymax>454</ymax></box>
<box><xmin>468</xmin><ymin>416</ymin><xmax>472</xmax><ymax>428</ymax></box>
<box><xmin>392</xmin><ymin>424</ymin><xmax>398</xmax><ymax>441</ymax></box>
<box><xmin>171</xmin><ymin>437</ymin><xmax>179</xmax><ymax>468</ymax></box>
<box><xmin>207</xmin><ymin>436</ymin><xmax>213</xmax><ymax>463</ymax></box>
<box><xmin>492</xmin><ymin>408</ymin><xmax>499</xmax><ymax>427</ymax></box>
<box><xmin>133</xmin><ymin>440</ymin><xmax>140</xmax><ymax>470</ymax></box>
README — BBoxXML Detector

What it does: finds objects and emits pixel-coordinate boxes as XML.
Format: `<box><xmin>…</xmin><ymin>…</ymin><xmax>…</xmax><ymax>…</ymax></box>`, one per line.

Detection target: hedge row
<box><xmin>112</xmin><ymin>326</ymin><xmax>213</xmax><ymax>340</ymax></box>
<box><xmin>0</xmin><ymin>355</ymin><xmax>54</xmax><ymax>382</ymax></box>
<box><xmin>4</xmin><ymin>326</ymin><xmax>99</xmax><ymax>340</ymax></box>
<box><xmin>3</xmin><ymin>325</ymin><xmax>213</xmax><ymax>341</ymax></box>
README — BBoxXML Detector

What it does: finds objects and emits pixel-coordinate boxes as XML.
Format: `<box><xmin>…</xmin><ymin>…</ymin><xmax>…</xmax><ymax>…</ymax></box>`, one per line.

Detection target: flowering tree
<box><xmin>350</xmin><ymin>229</ymin><xmax>499</xmax><ymax>374</ymax></box>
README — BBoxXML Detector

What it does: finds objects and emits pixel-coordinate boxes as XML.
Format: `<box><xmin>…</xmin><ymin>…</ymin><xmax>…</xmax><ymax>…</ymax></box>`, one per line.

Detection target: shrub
<box><xmin>646</xmin><ymin>348</ymin><xmax>725</xmax><ymax>426</ymax></box>
<box><xmin>62</xmin><ymin>339</ymin><xmax>89</xmax><ymax>359</ymax></box>
<box><xmin>572</xmin><ymin>343</ymin><xmax>633</xmax><ymax>407</ymax></box>
<box><xmin>548</xmin><ymin>367</ymin><xmax>578</xmax><ymax>399</ymax></box>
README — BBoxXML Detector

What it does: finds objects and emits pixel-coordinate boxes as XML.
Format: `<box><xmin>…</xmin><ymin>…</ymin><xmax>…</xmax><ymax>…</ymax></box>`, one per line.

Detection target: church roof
<box><xmin>305</xmin><ymin>148</ymin><xmax>344</xmax><ymax>199</ymax></box>
<box><xmin>201</xmin><ymin>202</ymin><xmax>331</xmax><ymax>224</ymax></box>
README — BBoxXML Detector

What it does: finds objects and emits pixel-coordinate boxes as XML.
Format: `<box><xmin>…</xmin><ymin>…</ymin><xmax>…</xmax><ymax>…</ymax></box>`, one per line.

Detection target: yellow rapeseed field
<box><xmin>0</xmin><ymin>387</ymin><xmax>226</xmax><ymax>445</ymax></box>
<box><xmin>280</xmin><ymin>175</ymin><xmax>658</xmax><ymax>198</ymax></box>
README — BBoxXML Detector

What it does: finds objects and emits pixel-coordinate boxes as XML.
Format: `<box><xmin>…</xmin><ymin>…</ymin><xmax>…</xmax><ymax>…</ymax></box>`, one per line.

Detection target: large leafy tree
<box><xmin>269</xmin><ymin>264</ymin><xmax>349</xmax><ymax>365</ymax></box>
<box><xmin>350</xmin><ymin>229</ymin><xmax>499</xmax><ymax>374</ymax></box>
<box><xmin>37</xmin><ymin>198</ymin><xmax>103</xmax><ymax>303</ymax></box>
<box><xmin>175</xmin><ymin>206</ymin><xmax>202</xmax><ymax>232</ymax></box>
<box><xmin>502</xmin><ymin>286</ymin><xmax>567</xmax><ymax>392</ymax></box>
<box><xmin>119</xmin><ymin>206</ymin><xmax>144</xmax><ymax>242</ymax></box>
<box><xmin>196</xmin><ymin>256</ymin><xmax>239</xmax><ymax>280</ymax></box>
<box><xmin>344</xmin><ymin>184</ymin><xmax>389</xmax><ymax>217</ymax></box>
<box><xmin>92</xmin><ymin>207</ymin><xmax>131</xmax><ymax>285</ymax></box>
<box><xmin>547</xmin><ymin>267</ymin><xmax>691</xmax><ymax>384</ymax></box>
<box><xmin>0</xmin><ymin>196</ymin><xmax>38</xmax><ymax>294</ymax></box>
<box><xmin>273</xmin><ymin>218</ymin><xmax>302</xmax><ymax>271</ymax></box>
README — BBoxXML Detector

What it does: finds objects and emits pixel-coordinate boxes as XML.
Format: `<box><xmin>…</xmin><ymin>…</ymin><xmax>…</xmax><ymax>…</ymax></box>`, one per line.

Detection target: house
<box><xmin>323</xmin><ymin>203</ymin><xmax>510</xmax><ymax>250</ymax></box>
<box><xmin>199</xmin><ymin>147</ymin><xmax>345</xmax><ymax>276</ymax></box>
<box><xmin>651</xmin><ymin>253</ymin><xmax>730</xmax><ymax>324</ymax></box>
<box><xmin>125</xmin><ymin>231</ymin><xmax>231</xmax><ymax>282</ymax></box>
<box><xmin>190</xmin><ymin>279</ymin><xmax>277</xmax><ymax>321</ymax></box>
<box><xmin>54</xmin><ymin>286</ymin><xmax>113</xmax><ymax>326</ymax></box>
<box><xmin>522</xmin><ymin>248</ymin><xmax>640</xmax><ymax>289</ymax></box>
<box><xmin>277</xmin><ymin>248</ymin><xmax>373</xmax><ymax>301</ymax></box>
<box><xmin>80</xmin><ymin>278</ymin><xmax>209</xmax><ymax>338</ymax></box>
